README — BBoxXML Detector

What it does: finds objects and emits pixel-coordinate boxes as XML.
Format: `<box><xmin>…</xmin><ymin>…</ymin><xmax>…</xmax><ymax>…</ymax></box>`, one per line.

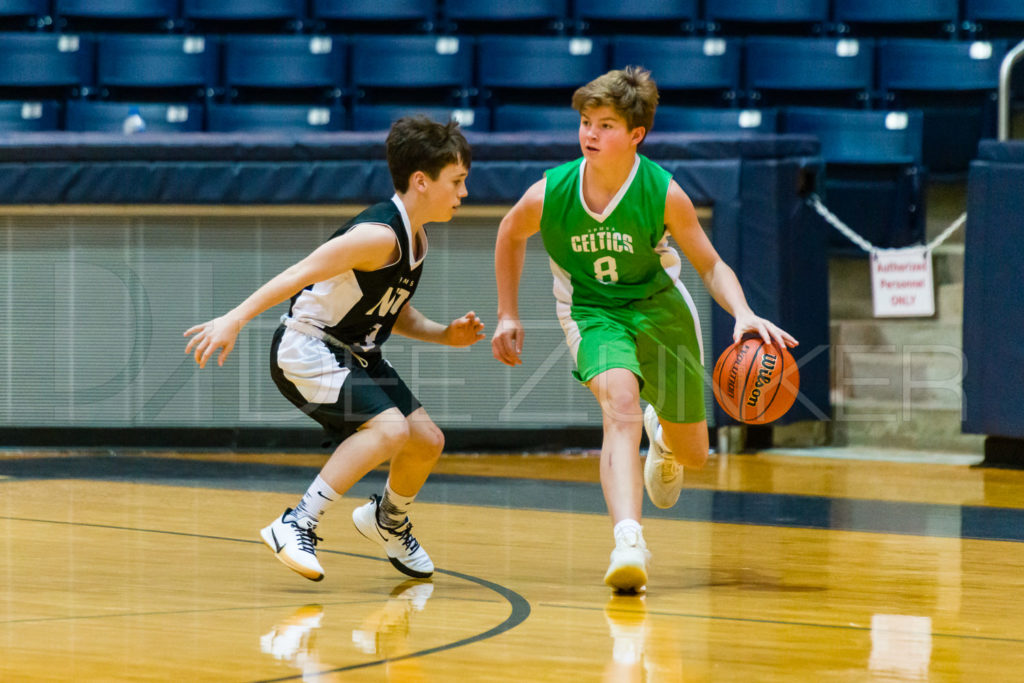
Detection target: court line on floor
<box><xmin>4</xmin><ymin>456</ymin><xmax>1024</xmax><ymax>542</ymax></box>
<box><xmin>0</xmin><ymin>515</ymin><xmax>531</xmax><ymax>679</ymax></box>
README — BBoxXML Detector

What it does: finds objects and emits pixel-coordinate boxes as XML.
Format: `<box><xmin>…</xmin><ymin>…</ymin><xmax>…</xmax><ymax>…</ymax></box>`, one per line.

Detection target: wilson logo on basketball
<box><xmin>747</xmin><ymin>353</ymin><xmax>777</xmax><ymax>407</ymax></box>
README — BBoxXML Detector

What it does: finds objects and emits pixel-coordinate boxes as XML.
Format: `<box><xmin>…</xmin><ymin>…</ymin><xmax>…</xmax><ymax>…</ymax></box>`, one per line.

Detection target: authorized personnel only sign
<box><xmin>871</xmin><ymin>247</ymin><xmax>935</xmax><ymax>317</ymax></box>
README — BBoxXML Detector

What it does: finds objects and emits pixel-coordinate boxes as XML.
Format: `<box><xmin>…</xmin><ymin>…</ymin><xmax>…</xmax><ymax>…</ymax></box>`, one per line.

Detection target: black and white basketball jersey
<box><xmin>288</xmin><ymin>195</ymin><xmax>426</xmax><ymax>353</ymax></box>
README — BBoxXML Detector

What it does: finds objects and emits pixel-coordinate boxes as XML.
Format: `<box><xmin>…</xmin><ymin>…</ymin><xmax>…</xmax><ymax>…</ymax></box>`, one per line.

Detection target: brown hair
<box><xmin>386</xmin><ymin>115</ymin><xmax>472</xmax><ymax>193</ymax></box>
<box><xmin>571</xmin><ymin>66</ymin><xmax>659</xmax><ymax>139</ymax></box>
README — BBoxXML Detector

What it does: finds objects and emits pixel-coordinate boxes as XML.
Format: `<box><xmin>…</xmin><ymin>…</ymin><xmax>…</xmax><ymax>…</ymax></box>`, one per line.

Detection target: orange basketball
<box><xmin>712</xmin><ymin>335</ymin><xmax>799</xmax><ymax>425</ymax></box>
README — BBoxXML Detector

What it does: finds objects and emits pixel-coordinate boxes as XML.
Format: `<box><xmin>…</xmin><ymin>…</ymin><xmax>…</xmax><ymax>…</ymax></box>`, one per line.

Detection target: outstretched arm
<box><xmin>393</xmin><ymin>304</ymin><xmax>485</xmax><ymax>347</ymax></box>
<box><xmin>184</xmin><ymin>224</ymin><xmax>397</xmax><ymax>368</ymax></box>
<box><xmin>663</xmin><ymin>180</ymin><xmax>798</xmax><ymax>349</ymax></box>
<box><xmin>492</xmin><ymin>178</ymin><xmax>545</xmax><ymax>366</ymax></box>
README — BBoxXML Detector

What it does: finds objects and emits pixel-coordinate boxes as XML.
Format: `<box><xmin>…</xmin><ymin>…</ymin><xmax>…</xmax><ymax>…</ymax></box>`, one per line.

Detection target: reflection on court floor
<box><xmin>2</xmin><ymin>451</ymin><xmax>1024</xmax><ymax>681</ymax></box>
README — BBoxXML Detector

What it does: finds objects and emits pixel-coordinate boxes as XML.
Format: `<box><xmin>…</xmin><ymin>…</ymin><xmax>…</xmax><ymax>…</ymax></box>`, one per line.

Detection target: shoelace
<box><xmin>385</xmin><ymin>521</ymin><xmax>421</xmax><ymax>553</ymax></box>
<box><xmin>660</xmin><ymin>459</ymin><xmax>681</xmax><ymax>483</ymax></box>
<box><xmin>290</xmin><ymin>520</ymin><xmax>322</xmax><ymax>554</ymax></box>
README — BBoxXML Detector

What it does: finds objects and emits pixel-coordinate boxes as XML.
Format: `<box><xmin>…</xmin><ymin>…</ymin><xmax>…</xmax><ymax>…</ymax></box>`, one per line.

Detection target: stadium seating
<box><xmin>443</xmin><ymin>0</ymin><xmax>569</xmax><ymax>34</ymax></box>
<box><xmin>704</xmin><ymin>0</ymin><xmax>829</xmax><ymax>35</ymax></box>
<box><xmin>0</xmin><ymin>1</ymin><xmax>50</xmax><ymax>30</ymax></box>
<box><xmin>0</xmin><ymin>33</ymin><xmax>94</xmax><ymax>98</ymax></box>
<box><xmin>477</xmin><ymin>36</ymin><xmax>607</xmax><ymax>106</ymax></box>
<box><xmin>96</xmin><ymin>34</ymin><xmax>217</xmax><ymax>101</ymax></box>
<box><xmin>612</xmin><ymin>37</ymin><xmax>741</xmax><ymax>107</ymax></box>
<box><xmin>310</xmin><ymin>0</ymin><xmax>436</xmax><ymax>33</ymax></box>
<box><xmin>182</xmin><ymin>0</ymin><xmax>305</xmax><ymax>33</ymax></box>
<box><xmin>491</xmin><ymin>104</ymin><xmax>579</xmax><ymax>132</ymax></box>
<box><xmin>744</xmin><ymin>37</ymin><xmax>874</xmax><ymax>108</ymax></box>
<box><xmin>54</xmin><ymin>0</ymin><xmax>179</xmax><ymax>32</ymax></box>
<box><xmin>222</xmin><ymin>35</ymin><xmax>344</xmax><ymax>104</ymax></box>
<box><xmin>963</xmin><ymin>0</ymin><xmax>1024</xmax><ymax>38</ymax></box>
<box><xmin>877</xmin><ymin>38</ymin><xmax>1007</xmax><ymax>173</ymax></box>
<box><xmin>65</xmin><ymin>100</ymin><xmax>203</xmax><ymax>132</ymax></box>
<box><xmin>784</xmin><ymin>107</ymin><xmax>923</xmax><ymax>164</ymax></box>
<box><xmin>351</xmin><ymin>104</ymin><xmax>489</xmax><ymax>131</ymax></box>
<box><xmin>206</xmin><ymin>102</ymin><xmax>344</xmax><ymax>132</ymax></box>
<box><xmin>350</xmin><ymin>35</ymin><xmax>473</xmax><ymax>106</ymax></box>
<box><xmin>782</xmin><ymin>107</ymin><xmax>926</xmax><ymax>251</ymax></box>
<box><xmin>655</xmin><ymin>106</ymin><xmax>778</xmax><ymax>133</ymax></box>
<box><xmin>575</xmin><ymin>0</ymin><xmax>698</xmax><ymax>35</ymax></box>
<box><xmin>832</xmin><ymin>0</ymin><xmax>959</xmax><ymax>38</ymax></box>
<box><xmin>0</xmin><ymin>100</ymin><xmax>59</xmax><ymax>131</ymax></box>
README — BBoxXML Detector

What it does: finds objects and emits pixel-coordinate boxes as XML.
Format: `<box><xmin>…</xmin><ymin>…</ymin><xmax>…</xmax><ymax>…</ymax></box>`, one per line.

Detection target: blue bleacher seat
<box><xmin>0</xmin><ymin>100</ymin><xmax>58</xmax><ymax>131</ymax></box>
<box><xmin>878</xmin><ymin>39</ymin><xmax>1007</xmax><ymax>172</ymax></box>
<box><xmin>964</xmin><ymin>1</ymin><xmax>1024</xmax><ymax>38</ymax></box>
<box><xmin>351</xmin><ymin>104</ymin><xmax>489</xmax><ymax>132</ymax></box>
<box><xmin>491</xmin><ymin>104</ymin><xmax>580</xmax><ymax>131</ymax></box>
<box><xmin>0</xmin><ymin>33</ymin><xmax>94</xmax><ymax>97</ymax></box>
<box><xmin>351</xmin><ymin>35</ymin><xmax>472</xmax><ymax>105</ymax></box>
<box><xmin>223</xmin><ymin>35</ymin><xmax>344</xmax><ymax>104</ymax></box>
<box><xmin>96</xmin><ymin>34</ymin><xmax>217</xmax><ymax>100</ymax></box>
<box><xmin>704</xmin><ymin>0</ymin><xmax>829</xmax><ymax>34</ymax></box>
<box><xmin>0</xmin><ymin>1</ymin><xmax>49</xmax><ymax>29</ymax></box>
<box><xmin>182</xmin><ymin>0</ymin><xmax>305</xmax><ymax>32</ymax></box>
<box><xmin>477</xmin><ymin>36</ymin><xmax>607</xmax><ymax>105</ymax></box>
<box><xmin>612</xmin><ymin>37</ymin><xmax>741</xmax><ymax>106</ymax></box>
<box><xmin>783</xmin><ymin>107</ymin><xmax>923</xmax><ymax>164</ymax></box>
<box><xmin>575</xmin><ymin>0</ymin><xmax>698</xmax><ymax>35</ymax></box>
<box><xmin>655</xmin><ymin>106</ymin><xmax>777</xmax><ymax>133</ymax></box>
<box><xmin>832</xmin><ymin>0</ymin><xmax>958</xmax><ymax>37</ymax></box>
<box><xmin>206</xmin><ymin>103</ymin><xmax>344</xmax><ymax>132</ymax></box>
<box><xmin>311</xmin><ymin>0</ymin><xmax>435</xmax><ymax>32</ymax></box>
<box><xmin>744</xmin><ymin>37</ymin><xmax>874</xmax><ymax>108</ymax></box>
<box><xmin>443</xmin><ymin>0</ymin><xmax>568</xmax><ymax>33</ymax></box>
<box><xmin>783</xmin><ymin>106</ymin><xmax>926</xmax><ymax>252</ymax></box>
<box><xmin>65</xmin><ymin>100</ymin><xmax>203</xmax><ymax>132</ymax></box>
<box><xmin>55</xmin><ymin>0</ymin><xmax>179</xmax><ymax>32</ymax></box>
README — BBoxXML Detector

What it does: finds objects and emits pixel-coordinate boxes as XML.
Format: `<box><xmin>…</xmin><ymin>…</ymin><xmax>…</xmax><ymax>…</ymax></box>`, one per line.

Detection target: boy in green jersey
<box><xmin>492</xmin><ymin>67</ymin><xmax>798</xmax><ymax>593</ymax></box>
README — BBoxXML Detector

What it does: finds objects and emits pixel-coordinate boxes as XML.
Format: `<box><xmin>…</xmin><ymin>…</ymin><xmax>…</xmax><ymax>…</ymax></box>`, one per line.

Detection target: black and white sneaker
<box><xmin>260</xmin><ymin>508</ymin><xmax>325</xmax><ymax>581</ymax></box>
<box><xmin>352</xmin><ymin>495</ymin><xmax>434</xmax><ymax>578</ymax></box>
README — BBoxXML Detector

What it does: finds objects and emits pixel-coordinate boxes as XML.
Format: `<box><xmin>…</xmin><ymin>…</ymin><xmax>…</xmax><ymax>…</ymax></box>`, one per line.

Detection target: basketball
<box><xmin>712</xmin><ymin>335</ymin><xmax>799</xmax><ymax>425</ymax></box>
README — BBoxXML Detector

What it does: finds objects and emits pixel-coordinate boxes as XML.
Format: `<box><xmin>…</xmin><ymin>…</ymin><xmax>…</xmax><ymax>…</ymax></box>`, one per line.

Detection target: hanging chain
<box><xmin>807</xmin><ymin>193</ymin><xmax>966</xmax><ymax>254</ymax></box>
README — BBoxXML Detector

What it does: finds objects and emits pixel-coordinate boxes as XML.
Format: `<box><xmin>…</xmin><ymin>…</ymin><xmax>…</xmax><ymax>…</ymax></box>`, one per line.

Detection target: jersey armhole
<box><xmin>349</xmin><ymin>222</ymin><xmax>402</xmax><ymax>271</ymax></box>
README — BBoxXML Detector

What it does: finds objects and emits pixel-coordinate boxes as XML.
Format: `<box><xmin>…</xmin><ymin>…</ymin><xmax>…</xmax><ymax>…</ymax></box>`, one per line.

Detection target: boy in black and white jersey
<box><xmin>185</xmin><ymin>116</ymin><xmax>484</xmax><ymax>582</ymax></box>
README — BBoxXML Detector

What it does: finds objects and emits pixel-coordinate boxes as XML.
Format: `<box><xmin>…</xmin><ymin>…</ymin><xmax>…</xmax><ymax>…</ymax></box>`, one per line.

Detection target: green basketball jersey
<box><xmin>539</xmin><ymin>154</ymin><xmax>677</xmax><ymax>307</ymax></box>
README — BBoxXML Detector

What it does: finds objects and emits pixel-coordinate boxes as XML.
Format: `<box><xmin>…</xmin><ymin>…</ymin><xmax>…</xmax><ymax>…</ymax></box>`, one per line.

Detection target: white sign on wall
<box><xmin>871</xmin><ymin>247</ymin><xmax>935</xmax><ymax>317</ymax></box>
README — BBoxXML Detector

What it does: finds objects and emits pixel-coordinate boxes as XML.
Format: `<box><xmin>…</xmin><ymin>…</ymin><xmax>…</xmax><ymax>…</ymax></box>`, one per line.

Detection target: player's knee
<box><xmin>412</xmin><ymin>421</ymin><xmax>444</xmax><ymax>458</ymax></box>
<box><xmin>676</xmin><ymin>444</ymin><xmax>708</xmax><ymax>469</ymax></box>
<box><xmin>602</xmin><ymin>391</ymin><xmax>642</xmax><ymax>426</ymax></box>
<box><xmin>370</xmin><ymin>414</ymin><xmax>411</xmax><ymax>452</ymax></box>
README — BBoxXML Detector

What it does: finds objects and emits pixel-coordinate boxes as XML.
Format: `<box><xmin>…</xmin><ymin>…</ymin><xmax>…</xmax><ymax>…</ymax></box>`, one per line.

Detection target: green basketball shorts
<box><xmin>556</xmin><ymin>284</ymin><xmax>706</xmax><ymax>424</ymax></box>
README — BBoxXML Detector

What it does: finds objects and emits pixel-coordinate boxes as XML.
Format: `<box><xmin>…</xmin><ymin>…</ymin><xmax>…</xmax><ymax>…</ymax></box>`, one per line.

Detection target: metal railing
<box><xmin>998</xmin><ymin>39</ymin><xmax>1024</xmax><ymax>141</ymax></box>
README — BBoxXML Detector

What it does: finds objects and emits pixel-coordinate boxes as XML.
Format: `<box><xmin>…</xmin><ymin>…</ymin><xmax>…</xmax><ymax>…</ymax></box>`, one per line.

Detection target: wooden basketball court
<box><xmin>3</xmin><ymin>448</ymin><xmax>1023</xmax><ymax>681</ymax></box>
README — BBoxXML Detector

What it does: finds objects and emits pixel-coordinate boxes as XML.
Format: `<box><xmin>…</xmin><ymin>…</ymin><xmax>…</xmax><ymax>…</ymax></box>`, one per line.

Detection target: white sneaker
<box><xmin>260</xmin><ymin>508</ymin><xmax>325</xmax><ymax>581</ymax></box>
<box><xmin>643</xmin><ymin>404</ymin><xmax>683</xmax><ymax>509</ymax></box>
<box><xmin>351</xmin><ymin>579</ymin><xmax>434</xmax><ymax>656</ymax></box>
<box><xmin>260</xmin><ymin>604</ymin><xmax>324</xmax><ymax>666</ymax></box>
<box><xmin>604</xmin><ymin>595</ymin><xmax>648</xmax><ymax>666</ymax></box>
<box><xmin>603</xmin><ymin>529</ymin><xmax>651</xmax><ymax>593</ymax></box>
<box><xmin>352</xmin><ymin>495</ymin><xmax>434</xmax><ymax>578</ymax></box>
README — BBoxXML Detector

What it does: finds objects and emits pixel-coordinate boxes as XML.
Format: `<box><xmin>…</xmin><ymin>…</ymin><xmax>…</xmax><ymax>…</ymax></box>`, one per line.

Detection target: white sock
<box><xmin>294</xmin><ymin>475</ymin><xmax>340</xmax><ymax>524</ymax></box>
<box><xmin>377</xmin><ymin>480</ymin><xmax>416</xmax><ymax>528</ymax></box>
<box><xmin>614</xmin><ymin>519</ymin><xmax>644</xmax><ymax>546</ymax></box>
